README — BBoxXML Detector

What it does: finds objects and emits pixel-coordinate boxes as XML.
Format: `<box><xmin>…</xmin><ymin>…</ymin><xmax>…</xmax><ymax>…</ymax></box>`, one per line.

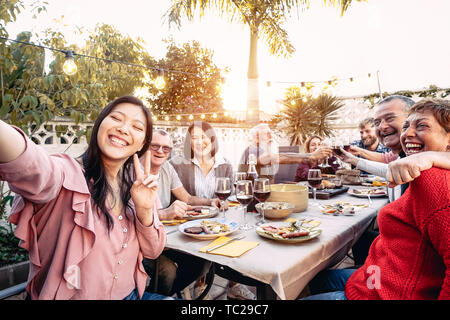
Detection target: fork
<box><xmin>367</xmin><ymin>193</ymin><xmax>373</xmax><ymax>207</ymax></box>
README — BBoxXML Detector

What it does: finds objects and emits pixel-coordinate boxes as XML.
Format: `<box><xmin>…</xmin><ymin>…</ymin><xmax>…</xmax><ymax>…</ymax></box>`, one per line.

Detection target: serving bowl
<box><xmin>255</xmin><ymin>202</ymin><xmax>294</xmax><ymax>219</ymax></box>
<box><xmin>266</xmin><ymin>184</ymin><xmax>309</xmax><ymax>212</ymax></box>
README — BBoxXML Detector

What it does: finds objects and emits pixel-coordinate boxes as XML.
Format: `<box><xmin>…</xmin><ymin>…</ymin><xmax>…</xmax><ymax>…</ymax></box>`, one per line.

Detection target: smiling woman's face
<box><xmin>190</xmin><ymin>126</ymin><xmax>212</xmax><ymax>158</ymax></box>
<box><xmin>97</xmin><ymin>102</ymin><xmax>147</xmax><ymax>161</ymax></box>
<box><xmin>400</xmin><ymin>109</ymin><xmax>450</xmax><ymax>156</ymax></box>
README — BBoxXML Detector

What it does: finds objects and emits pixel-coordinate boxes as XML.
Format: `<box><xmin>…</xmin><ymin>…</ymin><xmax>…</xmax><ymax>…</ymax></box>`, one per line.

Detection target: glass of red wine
<box><xmin>215</xmin><ymin>177</ymin><xmax>231</xmax><ymax>218</ymax></box>
<box><xmin>308</xmin><ymin>169</ymin><xmax>322</xmax><ymax>207</ymax></box>
<box><xmin>236</xmin><ymin>180</ymin><xmax>254</xmax><ymax>230</ymax></box>
<box><xmin>254</xmin><ymin>178</ymin><xmax>270</xmax><ymax>226</ymax></box>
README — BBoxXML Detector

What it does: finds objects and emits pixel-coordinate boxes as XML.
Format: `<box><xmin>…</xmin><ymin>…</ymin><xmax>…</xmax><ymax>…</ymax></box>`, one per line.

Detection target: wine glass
<box><xmin>233</xmin><ymin>172</ymin><xmax>247</xmax><ymax>191</ymax></box>
<box><xmin>308</xmin><ymin>169</ymin><xmax>322</xmax><ymax>207</ymax></box>
<box><xmin>235</xmin><ymin>180</ymin><xmax>254</xmax><ymax>230</ymax></box>
<box><xmin>254</xmin><ymin>178</ymin><xmax>270</xmax><ymax>226</ymax></box>
<box><xmin>215</xmin><ymin>177</ymin><xmax>231</xmax><ymax>219</ymax></box>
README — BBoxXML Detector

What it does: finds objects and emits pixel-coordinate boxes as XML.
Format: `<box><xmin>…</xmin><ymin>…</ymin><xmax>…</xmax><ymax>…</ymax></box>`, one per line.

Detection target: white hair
<box><xmin>249</xmin><ymin>123</ymin><xmax>271</xmax><ymax>143</ymax></box>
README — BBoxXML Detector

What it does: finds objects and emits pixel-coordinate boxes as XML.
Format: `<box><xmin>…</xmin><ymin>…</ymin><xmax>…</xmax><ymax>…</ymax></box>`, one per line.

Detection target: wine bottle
<box><xmin>246</xmin><ymin>153</ymin><xmax>258</xmax><ymax>212</ymax></box>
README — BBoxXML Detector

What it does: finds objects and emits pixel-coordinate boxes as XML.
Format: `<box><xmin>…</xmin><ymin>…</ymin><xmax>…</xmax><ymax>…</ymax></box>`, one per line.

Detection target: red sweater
<box><xmin>345</xmin><ymin>167</ymin><xmax>450</xmax><ymax>300</ymax></box>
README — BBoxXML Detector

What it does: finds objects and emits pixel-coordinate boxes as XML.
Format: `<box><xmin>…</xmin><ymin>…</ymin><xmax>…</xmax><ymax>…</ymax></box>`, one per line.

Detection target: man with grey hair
<box><xmin>349</xmin><ymin>95</ymin><xmax>415</xmax><ymax>164</ymax></box>
<box><xmin>238</xmin><ymin>123</ymin><xmax>332</xmax><ymax>182</ymax></box>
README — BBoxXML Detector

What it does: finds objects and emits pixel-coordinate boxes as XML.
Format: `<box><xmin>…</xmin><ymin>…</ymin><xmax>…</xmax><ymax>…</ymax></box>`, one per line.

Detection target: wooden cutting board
<box><xmin>308</xmin><ymin>186</ymin><xmax>349</xmax><ymax>199</ymax></box>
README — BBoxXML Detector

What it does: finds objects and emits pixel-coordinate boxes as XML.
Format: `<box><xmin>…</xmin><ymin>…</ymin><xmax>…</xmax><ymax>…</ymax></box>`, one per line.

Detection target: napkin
<box><xmin>161</xmin><ymin>219</ymin><xmax>187</xmax><ymax>226</ymax></box>
<box><xmin>199</xmin><ymin>236</ymin><xmax>259</xmax><ymax>257</ymax></box>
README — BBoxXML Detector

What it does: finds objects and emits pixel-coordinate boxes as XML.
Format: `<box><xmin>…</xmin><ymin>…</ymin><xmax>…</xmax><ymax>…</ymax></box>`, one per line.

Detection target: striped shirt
<box><xmin>192</xmin><ymin>156</ymin><xmax>229</xmax><ymax>199</ymax></box>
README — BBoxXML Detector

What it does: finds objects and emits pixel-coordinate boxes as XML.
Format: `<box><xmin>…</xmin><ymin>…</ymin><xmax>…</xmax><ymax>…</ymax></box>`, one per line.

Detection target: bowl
<box><xmin>266</xmin><ymin>184</ymin><xmax>309</xmax><ymax>212</ymax></box>
<box><xmin>255</xmin><ymin>202</ymin><xmax>294</xmax><ymax>219</ymax></box>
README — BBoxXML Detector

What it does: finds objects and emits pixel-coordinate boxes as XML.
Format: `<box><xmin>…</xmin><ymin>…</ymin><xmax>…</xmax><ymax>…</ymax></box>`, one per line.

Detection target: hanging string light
<box><xmin>62</xmin><ymin>50</ymin><xmax>77</xmax><ymax>76</ymax></box>
<box><xmin>154</xmin><ymin>69</ymin><xmax>166</xmax><ymax>90</ymax></box>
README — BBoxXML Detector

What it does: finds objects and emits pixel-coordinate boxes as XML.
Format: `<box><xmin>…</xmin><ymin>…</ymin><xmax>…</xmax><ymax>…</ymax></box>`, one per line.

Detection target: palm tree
<box><xmin>271</xmin><ymin>88</ymin><xmax>344</xmax><ymax>146</ymax></box>
<box><xmin>165</xmin><ymin>0</ymin><xmax>358</xmax><ymax>123</ymax></box>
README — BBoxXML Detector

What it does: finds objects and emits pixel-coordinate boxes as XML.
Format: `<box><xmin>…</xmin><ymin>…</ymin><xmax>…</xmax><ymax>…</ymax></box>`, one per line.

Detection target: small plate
<box><xmin>255</xmin><ymin>221</ymin><xmax>322</xmax><ymax>243</ymax></box>
<box><xmin>178</xmin><ymin>218</ymin><xmax>239</xmax><ymax>240</ymax></box>
<box><xmin>181</xmin><ymin>206</ymin><xmax>219</xmax><ymax>220</ymax></box>
<box><xmin>348</xmin><ymin>188</ymin><xmax>387</xmax><ymax>198</ymax></box>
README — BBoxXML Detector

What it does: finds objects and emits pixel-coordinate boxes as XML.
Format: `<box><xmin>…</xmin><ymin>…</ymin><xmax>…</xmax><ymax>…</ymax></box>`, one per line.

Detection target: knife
<box><xmin>206</xmin><ymin>235</ymin><xmax>246</xmax><ymax>253</ymax></box>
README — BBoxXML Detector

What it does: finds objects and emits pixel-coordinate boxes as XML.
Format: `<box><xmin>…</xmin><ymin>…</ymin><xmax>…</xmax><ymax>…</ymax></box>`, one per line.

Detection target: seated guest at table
<box><xmin>347</xmin><ymin>96</ymin><xmax>415</xmax><ymax>168</ymax></box>
<box><xmin>301</xmin><ymin>100</ymin><xmax>450</xmax><ymax>300</ymax></box>
<box><xmin>294</xmin><ymin>135</ymin><xmax>340</xmax><ymax>181</ymax></box>
<box><xmin>347</xmin><ymin>117</ymin><xmax>391</xmax><ymax>174</ymax></box>
<box><xmin>302</xmin><ymin>166</ymin><xmax>449</xmax><ymax>300</ymax></box>
<box><xmin>337</xmin><ymin>98</ymin><xmax>450</xmax><ymax>265</ymax></box>
<box><xmin>0</xmin><ymin>96</ymin><xmax>170</xmax><ymax>300</ymax></box>
<box><xmin>238</xmin><ymin>124</ymin><xmax>332</xmax><ymax>183</ymax></box>
<box><xmin>338</xmin><ymin>99</ymin><xmax>450</xmax><ymax>198</ymax></box>
<box><xmin>141</xmin><ymin>129</ymin><xmax>224</xmax><ymax>298</ymax></box>
<box><xmin>171</xmin><ymin>121</ymin><xmax>256</xmax><ymax>300</ymax></box>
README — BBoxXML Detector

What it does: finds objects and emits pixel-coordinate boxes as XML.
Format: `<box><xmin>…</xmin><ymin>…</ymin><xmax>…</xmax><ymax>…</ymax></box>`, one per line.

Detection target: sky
<box><xmin>5</xmin><ymin>0</ymin><xmax>450</xmax><ymax>114</ymax></box>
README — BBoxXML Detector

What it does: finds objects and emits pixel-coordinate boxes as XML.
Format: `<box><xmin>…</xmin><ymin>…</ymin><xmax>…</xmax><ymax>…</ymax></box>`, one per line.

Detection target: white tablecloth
<box><xmin>164</xmin><ymin>193</ymin><xmax>388</xmax><ymax>300</ymax></box>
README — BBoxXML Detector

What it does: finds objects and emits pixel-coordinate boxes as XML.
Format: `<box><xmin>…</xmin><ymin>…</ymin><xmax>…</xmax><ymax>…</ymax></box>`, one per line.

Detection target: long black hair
<box><xmin>82</xmin><ymin>96</ymin><xmax>153</xmax><ymax>231</ymax></box>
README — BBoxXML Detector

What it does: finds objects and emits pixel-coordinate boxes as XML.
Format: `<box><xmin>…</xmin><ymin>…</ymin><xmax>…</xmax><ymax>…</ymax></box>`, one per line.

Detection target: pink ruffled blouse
<box><xmin>0</xmin><ymin>128</ymin><xmax>166</xmax><ymax>300</ymax></box>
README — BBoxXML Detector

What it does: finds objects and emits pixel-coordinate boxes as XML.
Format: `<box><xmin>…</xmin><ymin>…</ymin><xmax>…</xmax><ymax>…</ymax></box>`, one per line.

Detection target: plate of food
<box><xmin>255</xmin><ymin>220</ymin><xmax>322</xmax><ymax>243</ymax></box>
<box><xmin>320</xmin><ymin>201</ymin><xmax>368</xmax><ymax>216</ymax></box>
<box><xmin>181</xmin><ymin>206</ymin><xmax>219</xmax><ymax>220</ymax></box>
<box><xmin>178</xmin><ymin>218</ymin><xmax>239</xmax><ymax>240</ymax></box>
<box><xmin>348</xmin><ymin>188</ymin><xmax>387</xmax><ymax>198</ymax></box>
<box><xmin>255</xmin><ymin>202</ymin><xmax>294</xmax><ymax>219</ymax></box>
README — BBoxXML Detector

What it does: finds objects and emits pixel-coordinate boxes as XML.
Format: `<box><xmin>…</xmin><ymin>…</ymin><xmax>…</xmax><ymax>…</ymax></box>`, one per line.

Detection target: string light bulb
<box><xmin>164</xmin><ymin>115</ymin><xmax>169</xmax><ymax>121</ymax></box>
<box><xmin>188</xmin><ymin>114</ymin><xmax>194</xmax><ymax>120</ymax></box>
<box><xmin>213</xmin><ymin>113</ymin><xmax>217</xmax><ymax>118</ymax></box>
<box><xmin>155</xmin><ymin>69</ymin><xmax>166</xmax><ymax>90</ymax></box>
<box><xmin>176</xmin><ymin>115</ymin><xmax>181</xmax><ymax>120</ymax></box>
<box><xmin>63</xmin><ymin>50</ymin><xmax>77</xmax><ymax>76</ymax></box>
<box><xmin>200</xmin><ymin>114</ymin><xmax>205</xmax><ymax>119</ymax></box>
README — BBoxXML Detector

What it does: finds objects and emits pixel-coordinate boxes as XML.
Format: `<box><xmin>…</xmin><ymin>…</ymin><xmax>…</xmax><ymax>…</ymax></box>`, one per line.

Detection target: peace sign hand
<box><xmin>131</xmin><ymin>151</ymin><xmax>158</xmax><ymax>227</ymax></box>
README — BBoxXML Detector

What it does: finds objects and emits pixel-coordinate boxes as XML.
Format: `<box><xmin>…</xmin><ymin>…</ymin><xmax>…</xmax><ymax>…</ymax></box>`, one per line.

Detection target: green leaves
<box><xmin>272</xmin><ymin>89</ymin><xmax>344</xmax><ymax>146</ymax></box>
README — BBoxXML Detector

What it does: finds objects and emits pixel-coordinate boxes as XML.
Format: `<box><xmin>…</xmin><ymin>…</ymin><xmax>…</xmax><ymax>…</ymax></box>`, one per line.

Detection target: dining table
<box><xmin>163</xmin><ymin>190</ymin><xmax>389</xmax><ymax>300</ymax></box>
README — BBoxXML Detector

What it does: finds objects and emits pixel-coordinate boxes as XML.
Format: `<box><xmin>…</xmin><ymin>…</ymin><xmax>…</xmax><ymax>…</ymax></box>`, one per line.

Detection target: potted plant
<box><xmin>0</xmin><ymin>181</ymin><xmax>29</xmax><ymax>294</ymax></box>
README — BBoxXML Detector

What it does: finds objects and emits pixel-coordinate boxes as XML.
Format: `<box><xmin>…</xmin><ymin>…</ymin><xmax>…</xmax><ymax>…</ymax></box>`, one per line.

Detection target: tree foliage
<box><xmin>271</xmin><ymin>86</ymin><xmax>344</xmax><ymax>146</ymax></box>
<box><xmin>146</xmin><ymin>39</ymin><xmax>226</xmax><ymax>116</ymax></box>
<box><xmin>0</xmin><ymin>1</ymin><xmax>156</xmax><ymax>136</ymax></box>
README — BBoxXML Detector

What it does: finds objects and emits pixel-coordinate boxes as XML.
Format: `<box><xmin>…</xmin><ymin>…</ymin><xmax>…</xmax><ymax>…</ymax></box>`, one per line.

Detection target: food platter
<box><xmin>255</xmin><ymin>220</ymin><xmax>322</xmax><ymax>243</ymax></box>
<box><xmin>320</xmin><ymin>201</ymin><xmax>368</xmax><ymax>216</ymax></box>
<box><xmin>348</xmin><ymin>188</ymin><xmax>387</xmax><ymax>198</ymax></box>
<box><xmin>178</xmin><ymin>218</ymin><xmax>239</xmax><ymax>240</ymax></box>
<box><xmin>181</xmin><ymin>206</ymin><xmax>219</xmax><ymax>220</ymax></box>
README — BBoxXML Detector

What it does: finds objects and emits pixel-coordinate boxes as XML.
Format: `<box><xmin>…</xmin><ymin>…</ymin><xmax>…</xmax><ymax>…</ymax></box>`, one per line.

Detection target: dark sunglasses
<box><xmin>150</xmin><ymin>143</ymin><xmax>172</xmax><ymax>154</ymax></box>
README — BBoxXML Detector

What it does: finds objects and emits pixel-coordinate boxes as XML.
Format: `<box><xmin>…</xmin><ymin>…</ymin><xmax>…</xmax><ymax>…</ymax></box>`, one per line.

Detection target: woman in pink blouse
<box><xmin>0</xmin><ymin>96</ymin><xmax>169</xmax><ymax>300</ymax></box>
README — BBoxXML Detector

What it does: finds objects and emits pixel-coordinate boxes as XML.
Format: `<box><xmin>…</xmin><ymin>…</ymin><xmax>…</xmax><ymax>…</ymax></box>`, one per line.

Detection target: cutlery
<box><xmin>206</xmin><ymin>235</ymin><xmax>246</xmax><ymax>253</ymax></box>
<box><xmin>166</xmin><ymin>229</ymin><xmax>178</xmax><ymax>235</ymax></box>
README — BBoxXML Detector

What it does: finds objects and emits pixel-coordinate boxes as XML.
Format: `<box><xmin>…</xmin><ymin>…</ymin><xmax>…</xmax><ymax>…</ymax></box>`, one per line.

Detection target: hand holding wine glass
<box><xmin>236</xmin><ymin>180</ymin><xmax>254</xmax><ymax>230</ymax></box>
<box><xmin>254</xmin><ymin>178</ymin><xmax>270</xmax><ymax>226</ymax></box>
<box><xmin>308</xmin><ymin>169</ymin><xmax>322</xmax><ymax>207</ymax></box>
<box><xmin>215</xmin><ymin>177</ymin><xmax>231</xmax><ymax>219</ymax></box>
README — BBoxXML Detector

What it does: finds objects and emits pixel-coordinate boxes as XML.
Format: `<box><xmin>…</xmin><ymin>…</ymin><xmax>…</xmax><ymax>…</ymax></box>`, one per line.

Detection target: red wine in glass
<box><xmin>236</xmin><ymin>194</ymin><xmax>253</xmax><ymax>206</ymax></box>
<box><xmin>332</xmin><ymin>146</ymin><xmax>343</xmax><ymax>156</ymax></box>
<box><xmin>254</xmin><ymin>191</ymin><xmax>270</xmax><ymax>202</ymax></box>
<box><xmin>343</xmin><ymin>144</ymin><xmax>351</xmax><ymax>152</ymax></box>
<box><xmin>308</xmin><ymin>178</ymin><xmax>322</xmax><ymax>189</ymax></box>
<box><xmin>215</xmin><ymin>190</ymin><xmax>231</xmax><ymax>201</ymax></box>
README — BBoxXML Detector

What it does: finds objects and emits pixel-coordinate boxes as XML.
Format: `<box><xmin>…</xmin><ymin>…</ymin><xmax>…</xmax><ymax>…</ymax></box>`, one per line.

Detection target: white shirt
<box><xmin>192</xmin><ymin>155</ymin><xmax>228</xmax><ymax>199</ymax></box>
